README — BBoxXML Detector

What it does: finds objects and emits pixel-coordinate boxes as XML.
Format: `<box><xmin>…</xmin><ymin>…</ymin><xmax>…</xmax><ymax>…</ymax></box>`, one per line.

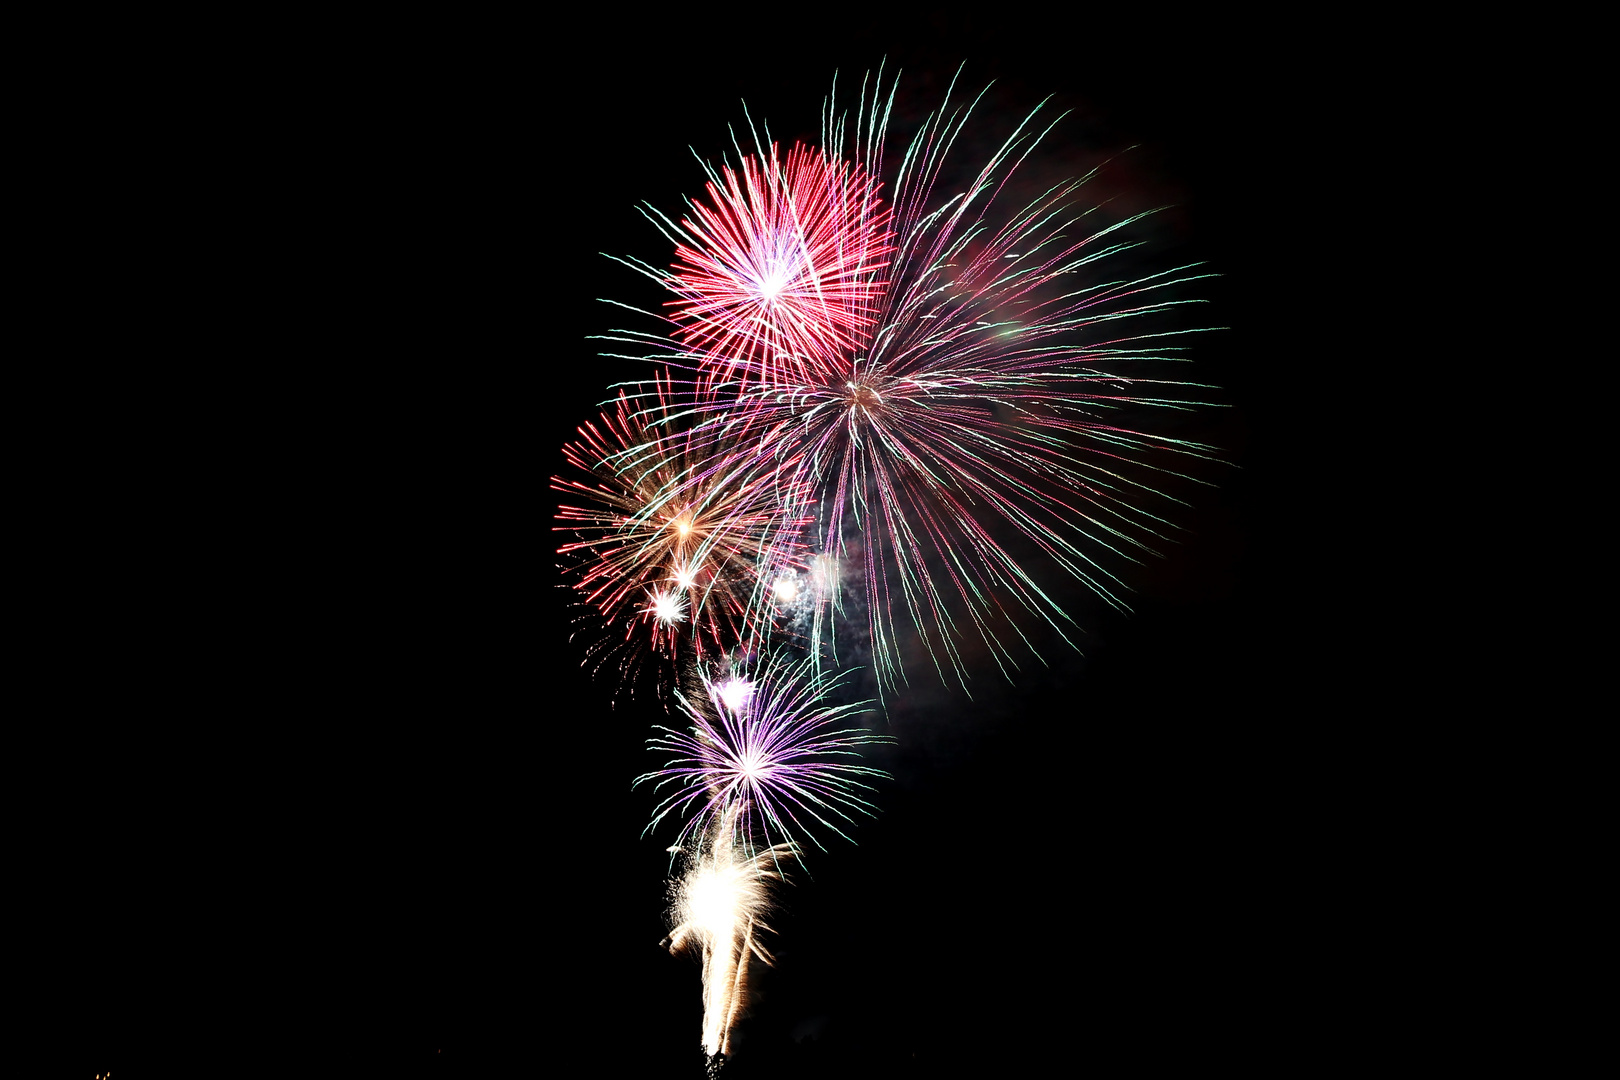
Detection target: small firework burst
<box><xmin>639</xmin><ymin>652</ymin><xmax>889</xmax><ymax>860</ymax></box>
<box><xmin>553</xmin><ymin>379</ymin><xmax>811</xmax><ymax>677</ymax></box>
<box><xmin>649</xmin><ymin>140</ymin><xmax>895</xmax><ymax>393</ymax></box>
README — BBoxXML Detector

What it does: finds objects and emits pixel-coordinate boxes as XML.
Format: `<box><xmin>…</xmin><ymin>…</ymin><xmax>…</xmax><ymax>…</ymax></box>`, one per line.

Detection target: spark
<box><xmin>671</xmin><ymin>560</ymin><xmax>702</xmax><ymax>590</ymax></box>
<box><xmin>711</xmin><ymin>674</ymin><xmax>756</xmax><ymax>714</ymax></box>
<box><xmin>647</xmin><ymin>586</ymin><xmax>688</xmax><ymax>626</ymax></box>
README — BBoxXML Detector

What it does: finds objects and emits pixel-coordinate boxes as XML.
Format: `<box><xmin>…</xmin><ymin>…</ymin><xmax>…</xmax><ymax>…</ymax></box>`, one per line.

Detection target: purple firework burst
<box><xmin>638</xmin><ymin>653</ymin><xmax>890</xmax><ymax>859</ymax></box>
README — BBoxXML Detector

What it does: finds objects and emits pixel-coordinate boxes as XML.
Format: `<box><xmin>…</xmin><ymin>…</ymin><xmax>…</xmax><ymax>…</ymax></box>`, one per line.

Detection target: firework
<box><xmin>553</xmin><ymin>378</ymin><xmax>811</xmax><ymax>679</ymax></box>
<box><xmin>640</xmin><ymin>139</ymin><xmax>895</xmax><ymax>395</ymax></box>
<box><xmin>662</xmin><ymin>805</ymin><xmax>795</xmax><ymax>1069</ymax></box>
<box><xmin>638</xmin><ymin>652</ymin><xmax>889</xmax><ymax>861</ymax></box>
<box><xmin>562</xmin><ymin>64</ymin><xmax>1216</xmax><ymax>1071</ymax></box>
<box><xmin>618</xmin><ymin>69</ymin><xmax>1218</xmax><ymax>692</ymax></box>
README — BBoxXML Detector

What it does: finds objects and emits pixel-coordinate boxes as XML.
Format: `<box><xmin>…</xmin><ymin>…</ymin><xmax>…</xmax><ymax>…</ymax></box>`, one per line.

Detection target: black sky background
<box><xmin>57</xmin><ymin>11</ymin><xmax>1388</xmax><ymax>1077</ymax></box>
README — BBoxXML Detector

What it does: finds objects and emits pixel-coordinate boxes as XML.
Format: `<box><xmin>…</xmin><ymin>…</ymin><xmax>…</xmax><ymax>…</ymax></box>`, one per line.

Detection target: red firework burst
<box><xmin>553</xmin><ymin>380</ymin><xmax>811</xmax><ymax>676</ymax></box>
<box><xmin>667</xmin><ymin>143</ymin><xmax>895</xmax><ymax>391</ymax></box>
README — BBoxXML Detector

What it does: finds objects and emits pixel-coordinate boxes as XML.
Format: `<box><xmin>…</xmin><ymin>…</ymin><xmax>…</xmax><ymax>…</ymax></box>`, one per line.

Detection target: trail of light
<box><xmin>662</xmin><ymin>805</ymin><xmax>794</xmax><ymax>1063</ymax></box>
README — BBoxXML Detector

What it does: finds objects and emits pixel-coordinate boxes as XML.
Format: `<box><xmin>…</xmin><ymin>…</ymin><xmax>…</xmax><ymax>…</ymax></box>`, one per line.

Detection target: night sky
<box><xmin>61</xmin><ymin>11</ymin><xmax>1363</xmax><ymax>1077</ymax></box>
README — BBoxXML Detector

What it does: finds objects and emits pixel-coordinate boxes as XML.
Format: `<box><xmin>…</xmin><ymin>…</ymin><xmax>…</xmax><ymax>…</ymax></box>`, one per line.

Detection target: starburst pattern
<box><xmin>622</xmin><ymin>71</ymin><xmax>1218</xmax><ymax>691</ymax></box>
<box><xmin>649</xmin><ymin>141</ymin><xmax>895</xmax><ymax>392</ymax></box>
<box><xmin>553</xmin><ymin>379</ymin><xmax>811</xmax><ymax>674</ymax></box>
<box><xmin>639</xmin><ymin>653</ymin><xmax>889</xmax><ymax>859</ymax></box>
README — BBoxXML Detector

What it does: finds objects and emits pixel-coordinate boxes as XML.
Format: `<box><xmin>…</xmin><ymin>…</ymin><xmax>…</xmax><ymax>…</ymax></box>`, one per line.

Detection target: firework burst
<box><xmin>644</xmin><ymin>139</ymin><xmax>896</xmax><ymax>394</ymax></box>
<box><xmin>612</xmin><ymin>69</ymin><xmax>1219</xmax><ymax>692</ymax></box>
<box><xmin>639</xmin><ymin>652</ymin><xmax>889</xmax><ymax>861</ymax></box>
<box><xmin>612</xmin><ymin>132</ymin><xmax>900</xmax><ymax>399</ymax></box>
<box><xmin>553</xmin><ymin>379</ymin><xmax>811</xmax><ymax>679</ymax></box>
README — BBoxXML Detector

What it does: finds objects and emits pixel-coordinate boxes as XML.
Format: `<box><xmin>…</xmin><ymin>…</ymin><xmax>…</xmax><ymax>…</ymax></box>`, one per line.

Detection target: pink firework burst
<box><xmin>634</xmin><ymin>73</ymin><xmax>1220</xmax><ymax>694</ymax></box>
<box><xmin>664</xmin><ymin>142</ymin><xmax>895</xmax><ymax>392</ymax></box>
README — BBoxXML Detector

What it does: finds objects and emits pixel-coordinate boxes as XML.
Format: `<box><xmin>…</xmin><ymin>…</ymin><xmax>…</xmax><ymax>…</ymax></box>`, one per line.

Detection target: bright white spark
<box><xmin>671</xmin><ymin>560</ymin><xmax>701</xmax><ymax>590</ymax></box>
<box><xmin>737</xmin><ymin>749</ymin><xmax>770</xmax><ymax>780</ymax></box>
<box><xmin>712</xmin><ymin>676</ymin><xmax>755</xmax><ymax>714</ymax></box>
<box><xmin>647</xmin><ymin>588</ymin><xmax>688</xmax><ymax>625</ymax></box>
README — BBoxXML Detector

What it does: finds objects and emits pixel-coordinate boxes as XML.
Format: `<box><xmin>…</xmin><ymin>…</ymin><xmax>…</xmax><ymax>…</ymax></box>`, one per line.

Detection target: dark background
<box><xmin>58</xmin><ymin>9</ymin><xmax>1381</xmax><ymax>1077</ymax></box>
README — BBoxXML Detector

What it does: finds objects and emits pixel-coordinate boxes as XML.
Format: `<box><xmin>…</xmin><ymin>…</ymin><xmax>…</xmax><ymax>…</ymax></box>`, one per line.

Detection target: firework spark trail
<box><xmin>662</xmin><ymin>804</ymin><xmax>795</xmax><ymax>1065</ymax></box>
<box><xmin>552</xmin><ymin>377</ymin><xmax>813</xmax><ymax>681</ymax></box>
<box><xmin>638</xmin><ymin>652</ymin><xmax>889</xmax><ymax>861</ymax></box>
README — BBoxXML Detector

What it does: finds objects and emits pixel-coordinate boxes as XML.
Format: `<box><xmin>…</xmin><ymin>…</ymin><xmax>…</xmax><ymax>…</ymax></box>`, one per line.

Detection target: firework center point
<box><xmin>843</xmin><ymin>381</ymin><xmax>883</xmax><ymax>411</ymax></box>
